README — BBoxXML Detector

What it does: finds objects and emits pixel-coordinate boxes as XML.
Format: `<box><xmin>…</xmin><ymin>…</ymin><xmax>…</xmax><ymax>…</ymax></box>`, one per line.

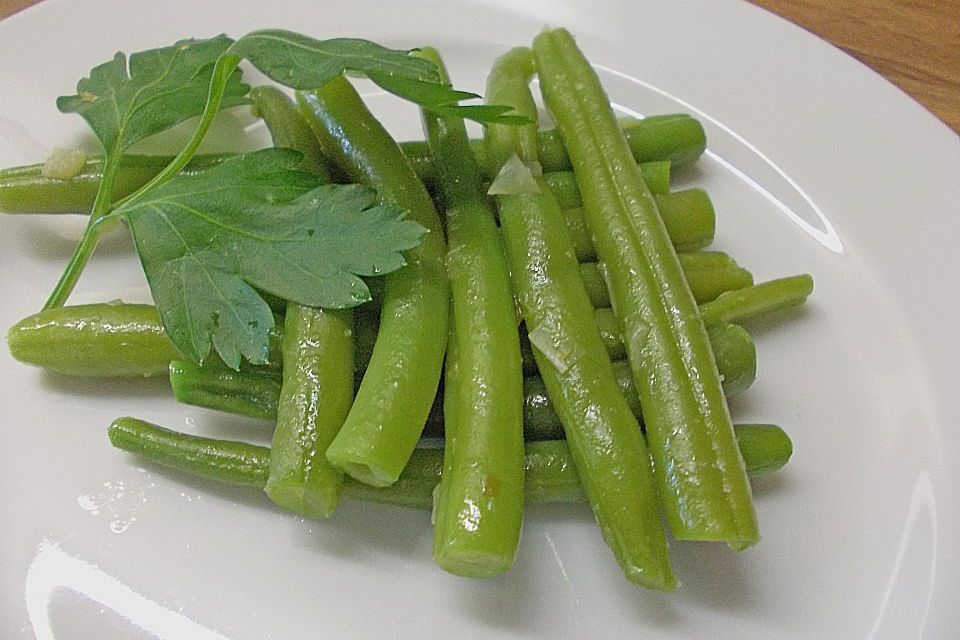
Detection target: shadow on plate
<box><xmin>39</xmin><ymin>370</ymin><xmax>171</xmax><ymax>400</ymax></box>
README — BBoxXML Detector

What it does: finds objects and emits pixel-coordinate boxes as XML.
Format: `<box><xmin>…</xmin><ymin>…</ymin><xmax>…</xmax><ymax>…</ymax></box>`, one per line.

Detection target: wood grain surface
<box><xmin>748</xmin><ymin>0</ymin><xmax>960</xmax><ymax>133</ymax></box>
<box><xmin>1</xmin><ymin>0</ymin><xmax>958</xmax><ymax>133</ymax></box>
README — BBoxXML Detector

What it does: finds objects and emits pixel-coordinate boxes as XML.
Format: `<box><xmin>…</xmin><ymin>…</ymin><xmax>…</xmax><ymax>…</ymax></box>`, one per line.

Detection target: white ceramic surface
<box><xmin>1</xmin><ymin>1</ymin><xmax>958</xmax><ymax>638</ymax></box>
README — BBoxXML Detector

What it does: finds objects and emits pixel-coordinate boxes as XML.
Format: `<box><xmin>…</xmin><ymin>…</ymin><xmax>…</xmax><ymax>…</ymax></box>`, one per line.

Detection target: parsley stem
<box><xmin>42</xmin><ymin>52</ymin><xmax>244</xmax><ymax>311</ymax></box>
<box><xmin>112</xmin><ymin>55</ymin><xmax>242</xmax><ymax>212</ymax></box>
<box><xmin>41</xmin><ymin>151</ymin><xmax>122</xmax><ymax>309</ymax></box>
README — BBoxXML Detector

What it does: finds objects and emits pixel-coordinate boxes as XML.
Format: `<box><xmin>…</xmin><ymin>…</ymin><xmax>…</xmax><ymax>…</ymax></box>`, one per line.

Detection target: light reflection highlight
<box><xmin>868</xmin><ymin>472</ymin><xmax>938</xmax><ymax>639</ymax></box>
<box><xmin>26</xmin><ymin>540</ymin><xmax>232</xmax><ymax>640</ymax></box>
<box><xmin>595</xmin><ymin>64</ymin><xmax>843</xmax><ymax>253</ymax></box>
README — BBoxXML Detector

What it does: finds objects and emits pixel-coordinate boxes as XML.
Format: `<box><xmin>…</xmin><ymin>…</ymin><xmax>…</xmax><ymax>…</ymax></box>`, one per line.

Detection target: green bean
<box><xmin>0</xmin><ymin>116</ymin><xmax>704</xmax><ymax>214</ymax></box>
<box><xmin>707</xmin><ymin>324</ymin><xmax>757</xmax><ymax>397</ymax></box>
<box><xmin>562</xmin><ymin>188</ymin><xmax>716</xmax><ymax>261</ymax></box>
<box><xmin>698</xmin><ymin>275</ymin><xmax>814</xmax><ymax>327</ymax></box>
<box><xmin>487</xmin><ymin>46</ymin><xmax>674</xmax><ymax>590</ymax></box>
<box><xmin>537</xmin><ymin>114</ymin><xmax>707</xmax><ymax>172</ymax></box>
<box><xmin>680</xmin><ymin>264</ymin><xmax>755</xmax><ymax>303</ymax></box>
<box><xmin>108</xmin><ymin>417</ymin><xmax>270</xmax><ymax>488</ymax></box>
<box><xmin>6</xmin><ymin>303</ymin><xmax>182</xmax><ymax>377</ymax></box>
<box><xmin>534</xmin><ymin>28</ymin><xmax>758</xmax><ymax>549</ymax></box>
<box><xmin>405</xmin><ymin>113</ymin><xmax>705</xmax><ymax>183</ymax></box>
<box><xmin>298</xmin><ymin>76</ymin><xmax>449</xmax><ymax>488</ymax></box>
<box><xmin>522</xmin><ymin>324</ymin><xmax>755</xmax><ymax>439</ymax></box>
<box><xmin>169</xmin><ymin>360</ymin><xmax>281</xmax><ymax>421</ymax></box>
<box><xmin>652</xmin><ymin>188</ymin><xmax>719</xmax><ymax>252</ymax></box>
<box><xmin>734</xmin><ymin>423</ymin><xmax>794</xmax><ymax>478</ymax></box>
<box><xmin>0</xmin><ymin>154</ymin><xmax>232</xmax><ymax>214</ymax></box>
<box><xmin>546</xmin><ymin>160</ymin><xmax>670</xmax><ymax>207</ymax></box>
<box><xmin>579</xmin><ymin>252</ymin><xmax>753</xmax><ymax>307</ymax></box>
<box><xmin>107</xmin><ymin>419</ymin><xmax>788</xmax><ymax>510</ymax></box>
<box><xmin>267</xmin><ymin>307</ymin><xmax>353</xmax><ymax>518</ymax></box>
<box><xmin>251</xmin><ymin>85</ymin><xmax>353</xmax><ymax>518</ymax></box>
<box><xmin>249</xmin><ymin>86</ymin><xmax>332</xmax><ymax>180</ymax></box>
<box><xmin>418</xmin><ymin>48</ymin><xmax>526</xmax><ymax>578</ymax></box>
<box><xmin>593</xmin><ymin>294</ymin><xmax>770</xmax><ymax>363</ymax></box>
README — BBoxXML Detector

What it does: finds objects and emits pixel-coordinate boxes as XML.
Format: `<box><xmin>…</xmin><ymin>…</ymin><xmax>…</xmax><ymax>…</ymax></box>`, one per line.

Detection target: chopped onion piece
<box><xmin>487</xmin><ymin>153</ymin><xmax>542</xmax><ymax>195</ymax></box>
<box><xmin>41</xmin><ymin>148</ymin><xmax>88</xmax><ymax>180</ymax></box>
<box><xmin>527</xmin><ymin>324</ymin><xmax>571</xmax><ymax>373</ymax></box>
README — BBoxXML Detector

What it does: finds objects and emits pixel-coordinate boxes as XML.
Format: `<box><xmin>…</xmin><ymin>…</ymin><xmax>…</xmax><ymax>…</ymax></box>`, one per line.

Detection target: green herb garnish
<box><xmin>43</xmin><ymin>30</ymin><xmax>521</xmax><ymax>367</ymax></box>
<box><xmin>112</xmin><ymin>149</ymin><xmax>424</xmax><ymax>367</ymax></box>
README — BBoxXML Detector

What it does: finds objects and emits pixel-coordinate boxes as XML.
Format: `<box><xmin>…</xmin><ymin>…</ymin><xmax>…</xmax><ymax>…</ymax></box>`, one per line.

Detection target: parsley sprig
<box><xmin>46</xmin><ymin>31</ymin><xmax>520</xmax><ymax>367</ymax></box>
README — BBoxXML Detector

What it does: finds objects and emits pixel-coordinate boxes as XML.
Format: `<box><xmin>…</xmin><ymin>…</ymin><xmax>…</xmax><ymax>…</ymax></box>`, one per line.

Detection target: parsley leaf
<box><xmin>113</xmin><ymin>148</ymin><xmax>426</xmax><ymax>368</ymax></box>
<box><xmin>226</xmin><ymin>29</ymin><xmax>523</xmax><ymax>124</ymax></box>
<box><xmin>56</xmin><ymin>35</ymin><xmax>249</xmax><ymax>154</ymax></box>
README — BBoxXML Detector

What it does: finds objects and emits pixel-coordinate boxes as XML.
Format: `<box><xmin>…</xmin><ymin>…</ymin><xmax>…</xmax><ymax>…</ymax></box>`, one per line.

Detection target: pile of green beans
<box><xmin>1</xmin><ymin>31</ymin><xmax>815</xmax><ymax>591</ymax></box>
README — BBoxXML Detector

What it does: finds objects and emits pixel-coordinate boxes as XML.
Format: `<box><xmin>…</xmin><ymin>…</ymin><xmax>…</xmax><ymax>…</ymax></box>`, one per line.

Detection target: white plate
<box><xmin>1</xmin><ymin>1</ymin><xmax>957</xmax><ymax>638</ymax></box>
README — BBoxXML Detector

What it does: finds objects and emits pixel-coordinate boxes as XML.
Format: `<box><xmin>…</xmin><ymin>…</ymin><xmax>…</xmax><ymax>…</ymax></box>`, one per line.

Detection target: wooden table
<box><xmin>2</xmin><ymin>0</ymin><xmax>958</xmax><ymax>134</ymax></box>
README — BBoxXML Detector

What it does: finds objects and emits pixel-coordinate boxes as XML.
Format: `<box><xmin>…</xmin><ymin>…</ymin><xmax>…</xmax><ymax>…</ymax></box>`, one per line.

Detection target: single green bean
<box><xmin>298</xmin><ymin>76</ymin><xmax>450</xmax><ymax>488</ymax></box>
<box><xmin>522</xmin><ymin>324</ymin><xmax>755</xmax><ymax>440</ymax></box>
<box><xmin>0</xmin><ymin>154</ymin><xmax>232</xmax><ymax>214</ymax></box>
<box><xmin>594</xmin><ymin>295</ymin><xmax>769</xmax><ymax>363</ymax></box>
<box><xmin>734</xmin><ymin>423</ymin><xmax>794</xmax><ymax>478</ymax></box>
<box><xmin>107</xmin><ymin>419</ymin><xmax>789</xmax><ymax>509</ymax></box>
<box><xmin>546</xmin><ymin>160</ymin><xmax>670</xmax><ymax>207</ymax></box>
<box><xmin>169</xmin><ymin>360</ymin><xmax>281</xmax><ymax>421</ymax></box>
<box><xmin>534</xmin><ymin>28</ymin><xmax>758</xmax><ymax>549</ymax></box>
<box><xmin>537</xmin><ymin>114</ymin><xmax>707</xmax><ymax>172</ymax></box>
<box><xmin>6</xmin><ymin>303</ymin><xmax>182</xmax><ymax>377</ymax></box>
<box><xmin>266</xmin><ymin>306</ymin><xmax>353</xmax><ymax>518</ymax></box>
<box><xmin>487</xmin><ymin>46</ymin><xmax>674</xmax><ymax>591</ymax></box>
<box><xmin>708</xmin><ymin>324</ymin><xmax>757</xmax><ymax>397</ymax></box>
<box><xmin>579</xmin><ymin>252</ymin><xmax>752</xmax><ymax>308</ymax></box>
<box><xmin>698</xmin><ymin>275</ymin><xmax>814</xmax><ymax>327</ymax></box>
<box><xmin>407</xmin><ymin>113</ymin><xmax>705</xmax><ymax>183</ymax></box>
<box><xmin>249</xmin><ymin>86</ymin><xmax>332</xmax><ymax>180</ymax></box>
<box><xmin>108</xmin><ymin>417</ymin><xmax>270</xmax><ymax>488</ymax></box>
<box><xmin>419</xmin><ymin>47</ymin><xmax>525</xmax><ymax>578</ymax></box>
<box><xmin>562</xmin><ymin>188</ymin><xmax>716</xmax><ymax>261</ymax></box>
<box><xmin>252</xmin><ymin>85</ymin><xmax>353</xmax><ymax>518</ymax></box>
<box><xmin>0</xmin><ymin>117</ymin><xmax>704</xmax><ymax>214</ymax></box>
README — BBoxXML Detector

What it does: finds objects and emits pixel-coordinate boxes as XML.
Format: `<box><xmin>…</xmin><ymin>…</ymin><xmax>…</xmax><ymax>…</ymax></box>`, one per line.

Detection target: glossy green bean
<box><xmin>546</xmin><ymin>160</ymin><xmax>670</xmax><ymax>207</ymax></box>
<box><xmin>251</xmin><ymin>85</ymin><xmax>353</xmax><ymax>519</ymax></box>
<box><xmin>579</xmin><ymin>252</ymin><xmax>752</xmax><ymax>308</ymax></box>
<box><xmin>267</xmin><ymin>306</ymin><xmax>353</xmax><ymax>517</ymax></box>
<box><xmin>0</xmin><ymin>154</ymin><xmax>232</xmax><ymax>214</ymax></box>
<box><xmin>249</xmin><ymin>85</ymin><xmax>332</xmax><ymax>180</ymax></box>
<box><xmin>6</xmin><ymin>303</ymin><xmax>182</xmax><ymax>377</ymax></box>
<box><xmin>418</xmin><ymin>47</ymin><xmax>525</xmax><ymax>578</ymax></box>
<box><xmin>169</xmin><ymin>360</ymin><xmax>281</xmax><ymax>421</ymax></box>
<box><xmin>562</xmin><ymin>188</ymin><xmax>716</xmax><ymax>261</ymax></box>
<box><xmin>407</xmin><ymin>113</ymin><xmax>705</xmax><ymax>183</ymax></box>
<box><xmin>537</xmin><ymin>114</ymin><xmax>707</xmax><ymax>172</ymax></box>
<box><xmin>698</xmin><ymin>275</ymin><xmax>814</xmax><ymax>327</ymax></box>
<box><xmin>298</xmin><ymin>76</ymin><xmax>449</xmax><ymax>488</ymax></box>
<box><xmin>107</xmin><ymin>419</ymin><xmax>788</xmax><ymax>510</ymax></box>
